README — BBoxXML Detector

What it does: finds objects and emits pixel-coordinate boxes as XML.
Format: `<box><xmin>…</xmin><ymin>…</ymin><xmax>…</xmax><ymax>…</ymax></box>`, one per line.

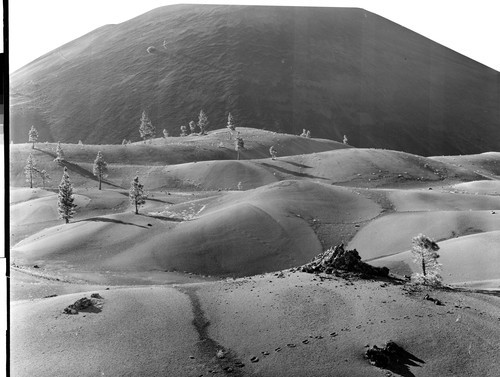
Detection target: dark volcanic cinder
<box><xmin>10</xmin><ymin>5</ymin><xmax>500</xmax><ymax>155</ymax></box>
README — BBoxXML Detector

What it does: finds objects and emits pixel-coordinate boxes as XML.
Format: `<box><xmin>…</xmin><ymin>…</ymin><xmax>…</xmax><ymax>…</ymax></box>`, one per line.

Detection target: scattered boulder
<box><xmin>424</xmin><ymin>294</ymin><xmax>443</xmax><ymax>306</ymax></box>
<box><xmin>300</xmin><ymin>244</ymin><xmax>389</xmax><ymax>277</ymax></box>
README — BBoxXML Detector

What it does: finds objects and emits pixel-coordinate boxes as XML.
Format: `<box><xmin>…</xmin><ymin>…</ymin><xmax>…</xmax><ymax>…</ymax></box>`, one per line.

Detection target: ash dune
<box><xmin>349</xmin><ymin>210</ymin><xmax>500</xmax><ymax>261</ymax></box>
<box><xmin>12</xmin><ymin>180</ymin><xmax>381</xmax><ymax>278</ymax></box>
<box><xmin>10</xmin><ymin>128</ymin><xmax>500</xmax><ymax>377</ymax></box>
<box><xmin>145</xmin><ymin>147</ymin><xmax>485</xmax><ymax>191</ymax></box>
<box><xmin>370</xmin><ymin>231</ymin><xmax>500</xmax><ymax>287</ymax></box>
<box><xmin>11</xmin><ymin>273</ymin><xmax>500</xmax><ymax>377</ymax></box>
<box><xmin>9</xmin><ymin>128</ymin><xmax>348</xmax><ymax>189</ymax></box>
<box><xmin>432</xmin><ymin>153</ymin><xmax>500</xmax><ymax>179</ymax></box>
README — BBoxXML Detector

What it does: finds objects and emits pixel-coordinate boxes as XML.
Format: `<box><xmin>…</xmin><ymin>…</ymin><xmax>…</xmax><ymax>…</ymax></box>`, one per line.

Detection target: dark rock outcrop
<box><xmin>300</xmin><ymin>244</ymin><xmax>389</xmax><ymax>277</ymax></box>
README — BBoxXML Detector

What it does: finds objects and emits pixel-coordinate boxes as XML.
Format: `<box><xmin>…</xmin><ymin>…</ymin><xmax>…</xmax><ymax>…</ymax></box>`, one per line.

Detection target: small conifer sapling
<box><xmin>93</xmin><ymin>151</ymin><xmax>108</xmax><ymax>190</ymax></box>
<box><xmin>180</xmin><ymin>125</ymin><xmax>188</xmax><ymax>136</ymax></box>
<box><xmin>57</xmin><ymin>167</ymin><xmax>76</xmax><ymax>224</ymax></box>
<box><xmin>227</xmin><ymin>113</ymin><xmax>236</xmax><ymax>131</ymax></box>
<box><xmin>55</xmin><ymin>142</ymin><xmax>65</xmax><ymax>163</ymax></box>
<box><xmin>28</xmin><ymin>126</ymin><xmax>39</xmax><ymax>148</ymax></box>
<box><xmin>269</xmin><ymin>145</ymin><xmax>277</xmax><ymax>160</ymax></box>
<box><xmin>235</xmin><ymin>136</ymin><xmax>244</xmax><ymax>160</ymax></box>
<box><xmin>38</xmin><ymin>169</ymin><xmax>50</xmax><ymax>189</ymax></box>
<box><xmin>24</xmin><ymin>153</ymin><xmax>37</xmax><ymax>188</ymax></box>
<box><xmin>198</xmin><ymin>110</ymin><xmax>209</xmax><ymax>135</ymax></box>
<box><xmin>189</xmin><ymin>121</ymin><xmax>197</xmax><ymax>134</ymax></box>
<box><xmin>129</xmin><ymin>176</ymin><xmax>147</xmax><ymax>214</ymax></box>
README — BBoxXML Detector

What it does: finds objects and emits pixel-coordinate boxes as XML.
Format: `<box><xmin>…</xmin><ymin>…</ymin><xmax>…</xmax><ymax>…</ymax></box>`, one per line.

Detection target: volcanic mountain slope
<box><xmin>10</xmin><ymin>5</ymin><xmax>499</xmax><ymax>156</ymax></box>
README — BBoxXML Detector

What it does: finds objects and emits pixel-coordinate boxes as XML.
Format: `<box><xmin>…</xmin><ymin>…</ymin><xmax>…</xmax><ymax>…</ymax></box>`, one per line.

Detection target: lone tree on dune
<box><xmin>55</xmin><ymin>141</ymin><xmax>65</xmax><ymax>163</ymax></box>
<box><xmin>198</xmin><ymin>110</ymin><xmax>209</xmax><ymax>135</ymax></box>
<box><xmin>227</xmin><ymin>113</ymin><xmax>236</xmax><ymax>131</ymax></box>
<box><xmin>38</xmin><ymin>169</ymin><xmax>50</xmax><ymax>189</ymax></box>
<box><xmin>411</xmin><ymin>234</ymin><xmax>442</xmax><ymax>286</ymax></box>
<box><xmin>28</xmin><ymin>126</ymin><xmax>38</xmax><ymax>148</ymax></box>
<box><xmin>58</xmin><ymin>167</ymin><xmax>76</xmax><ymax>224</ymax></box>
<box><xmin>129</xmin><ymin>176</ymin><xmax>147</xmax><ymax>214</ymax></box>
<box><xmin>227</xmin><ymin>113</ymin><xmax>236</xmax><ymax>140</ymax></box>
<box><xmin>189</xmin><ymin>121</ymin><xmax>197</xmax><ymax>134</ymax></box>
<box><xmin>93</xmin><ymin>151</ymin><xmax>108</xmax><ymax>190</ymax></box>
<box><xmin>269</xmin><ymin>145</ymin><xmax>277</xmax><ymax>160</ymax></box>
<box><xmin>24</xmin><ymin>153</ymin><xmax>37</xmax><ymax>188</ymax></box>
<box><xmin>235</xmin><ymin>135</ymin><xmax>244</xmax><ymax>160</ymax></box>
<box><xmin>139</xmin><ymin>111</ymin><xmax>155</xmax><ymax>143</ymax></box>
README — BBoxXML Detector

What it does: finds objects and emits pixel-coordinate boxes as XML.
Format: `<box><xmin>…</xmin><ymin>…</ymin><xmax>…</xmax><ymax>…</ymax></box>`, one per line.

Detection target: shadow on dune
<box><xmin>387</xmin><ymin>347</ymin><xmax>424</xmax><ymax>377</ymax></box>
<box><xmin>34</xmin><ymin>147</ymin><xmax>123</xmax><ymax>189</ymax></box>
<box><xmin>77</xmin><ymin>217</ymin><xmax>149</xmax><ymax>228</ymax></box>
<box><xmin>280</xmin><ymin>160</ymin><xmax>313</xmax><ymax>169</ymax></box>
<box><xmin>367</xmin><ymin>342</ymin><xmax>425</xmax><ymax>377</ymax></box>
<box><xmin>259</xmin><ymin>162</ymin><xmax>327</xmax><ymax>180</ymax></box>
<box><xmin>79</xmin><ymin>305</ymin><xmax>102</xmax><ymax>314</ymax></box>
<box><xmin>139</xmin><ymin>214</ymin><xmax>183</xmax><ymax>222</ymax></box>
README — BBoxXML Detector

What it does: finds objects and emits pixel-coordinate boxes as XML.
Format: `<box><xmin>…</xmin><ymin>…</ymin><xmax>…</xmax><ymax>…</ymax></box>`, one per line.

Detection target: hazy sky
<box><xmin>8</xmin><ymin>0</ymin><xmax>500</xmax><ymax>72</ymax></box>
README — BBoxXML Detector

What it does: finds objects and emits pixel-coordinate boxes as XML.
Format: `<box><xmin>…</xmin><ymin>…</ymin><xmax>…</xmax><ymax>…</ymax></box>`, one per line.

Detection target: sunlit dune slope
<box><xmin>11</xmin><ymin>180</ymin><xmax>381</xmax><ymax>277</ymax></box>
<box><xmin>11</xmin><ymin>273</ymin><xmax>500</xmax><ymax>376</ymax></box>
<box><xmin>151</xmin><ymin>148</ymin><xmax>485</xmax><ymax>190</ymax></box>
<box><xmin>9</xmin><ymin>128</ymin><xmax>348</xmax><ymax>188</ymax></box>
<box><xmin>370</xmin><ymin>231</ymin><xmax>500</xmax><ymax>288</ymax></box>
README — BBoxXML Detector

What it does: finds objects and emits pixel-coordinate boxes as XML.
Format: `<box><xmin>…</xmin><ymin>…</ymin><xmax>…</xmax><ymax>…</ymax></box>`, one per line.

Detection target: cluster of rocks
<box><xmin>300</xmin><ymin>244</ymin><xmax>389</xmax><ymax>277</ymax></box>
<box><xmin>63</xmin><ymin>293</ymin><xmax>103</xmax><ymax>315</ymax></box>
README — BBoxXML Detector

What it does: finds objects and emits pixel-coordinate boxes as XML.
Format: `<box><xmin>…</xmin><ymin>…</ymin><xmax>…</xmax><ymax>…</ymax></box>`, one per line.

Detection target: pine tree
<box><xmin>198</xmin><ymin>110</ymin><xmax>209</xmax><ymax>135</ymax></box>
<box><xmin>139</xmin><ymin>111</ymin><xmax>155</xmax><ymax>143</ymax></box>
<box><xmin>411</xmin><ymin>234</ymin><xmax>442</xmax><ymax>285</ymax></box>
<box><xmin>129</xmin><ymin>176</ymin><xmax>147</xmax><ymax>214</ymax></box>
<box><xmin>269</xmin><ymin>145</ymin><xmax>277</xmax><ymax>160</ymax></box>
<box><xmin>28</xmin><ymin>126</ymin><xmax>39</xmax><ymax>148</ymax></box>
<box><xmin>189</xmin><ymin>121</ymin><xmax>197</xmax><ymax>134</ymax></box>
<box><xmin>227</xmin><ymin>113</ymin><xmax>236</xmax><ymax>131</ymax></box>
<box><xmin>24</xmin><ymin>153</ymin><xmax>37</xmax><ymax>188</ymax></box>
<box><xmin>38</xmin><ymin>169</ymin><xmax>50</xmax><ymax>189</ymax></box>
<box><xmin>93</xmin><ymin>151</ymin><xmax>108</xmax><ymax>190</ymax></box>
<box><xmin>55</xmin><ymin>141</ymin><xmax>65</xmax><ymax>163</ymax></box>
<box><xmin>57</xmin><ymin>167</ymin><xmax>76</xmax><ymax>224</ymax></box>
<box><xmin>235</xmin><ymin>135</ymin><xmax>244</xmax><ymax>160</ymax></box>
<box><xmin>180</xmin><ymin>125</ymin><xmax>188</xmax><ymax>136</ymax></box>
